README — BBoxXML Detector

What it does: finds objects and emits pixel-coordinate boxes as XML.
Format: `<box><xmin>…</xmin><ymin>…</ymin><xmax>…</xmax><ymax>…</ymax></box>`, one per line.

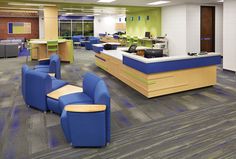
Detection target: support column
<box><xmin>44</xmin><ymin>6</ymin><xmax>58</xmax><ymax>39</ymax></box>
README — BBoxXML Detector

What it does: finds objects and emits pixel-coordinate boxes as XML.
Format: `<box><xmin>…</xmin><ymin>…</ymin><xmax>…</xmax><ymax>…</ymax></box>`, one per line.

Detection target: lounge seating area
<box><xmin>21</xmin><ymin>54</ymin><xmax>111</xmax><ymax>147</ymax></box>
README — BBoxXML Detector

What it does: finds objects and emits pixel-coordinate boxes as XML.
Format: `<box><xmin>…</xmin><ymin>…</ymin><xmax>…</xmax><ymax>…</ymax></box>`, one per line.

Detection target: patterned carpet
<box><xmin>0</xmin><ymin>48</ymin><xmax>236</xmax><ymax>159</ymax></box>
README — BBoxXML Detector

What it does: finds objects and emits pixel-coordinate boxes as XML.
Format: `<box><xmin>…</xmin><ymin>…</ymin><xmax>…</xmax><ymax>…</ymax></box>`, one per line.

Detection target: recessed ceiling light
<box><xmin>98</xmin><ymin>0</ymin><xmax>116</xmax><ymax>3</ymax></box>
<box><xmin>147</xmin><ymin>1</ymin><xmax>170</xmax><ymax>5</ymax></box>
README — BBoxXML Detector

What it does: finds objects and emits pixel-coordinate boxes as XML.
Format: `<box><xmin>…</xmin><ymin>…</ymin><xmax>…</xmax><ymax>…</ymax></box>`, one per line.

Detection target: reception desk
<box><xmin>29</xmin><ymin>39</ymin><xmax>74</xmax><ymax>63</ymax></box>
<box><xmin>95</xmin><ymin>49</ymin><xmax>221</xmax><ymax>98</ymax></box>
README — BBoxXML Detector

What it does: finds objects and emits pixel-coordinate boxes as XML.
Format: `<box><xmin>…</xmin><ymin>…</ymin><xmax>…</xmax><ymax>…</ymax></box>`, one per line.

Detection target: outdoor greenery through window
<box><xmin>59</xmin><ymin>19</ymin><xmax>94</xmax><ymax>39</ymax></box>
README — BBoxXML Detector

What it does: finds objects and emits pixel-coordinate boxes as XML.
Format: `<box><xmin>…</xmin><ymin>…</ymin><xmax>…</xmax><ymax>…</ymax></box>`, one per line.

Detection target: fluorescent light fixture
<box><xmin>0</xmin><ymin>7</ymin><xmax>43</xmax><ymax>11</ymax></box>
<box><xmin>93</xmin><ymin>14</ymin><xmax>100</xmax><ymax>16</ymax></box>
<box><xmin>65</xmin><ymin>12</ymin><xmax>74</xmax><ymax>15</ymax></box>
<box><xmin>8</xmin><ymin>2</ymin><xmax>56</xmax><ymax>7</ymax></box>
<box><xmin>147</xmin><ymin>1</ymin><xmax>170</xmax><ymax>5</ymax></box>
<box><xmin>218</xmin><ymin>0</ymin><xmax>224</xmax><ymax>2</ymax></box>
<box><xmin>97</xmin><ymin>0</ymin><xmax>116</xmax><ymax>3</ymax></box>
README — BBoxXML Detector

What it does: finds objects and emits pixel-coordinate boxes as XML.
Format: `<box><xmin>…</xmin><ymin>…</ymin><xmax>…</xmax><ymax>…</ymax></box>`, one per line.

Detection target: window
<box><xmin>59</xmin><ymin>18</ymin><xmax>94</xmax><ymax>38</ymax></box>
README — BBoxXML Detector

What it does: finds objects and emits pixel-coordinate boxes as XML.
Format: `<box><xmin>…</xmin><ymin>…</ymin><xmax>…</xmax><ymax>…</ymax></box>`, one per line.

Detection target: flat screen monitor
<box><xmin>127</xmin><ymin>44</ymin><xmax>137</xmax><ymax>53</ymax></box>
<box><xmin>144</xmin><ymin>49</ymin><xmax>163</xmax><ymax>58</ymax></box>
<box><xmin>145</xmin><ymin>32</ymin><xmax>151</xmax><ymax>38</ymax></box>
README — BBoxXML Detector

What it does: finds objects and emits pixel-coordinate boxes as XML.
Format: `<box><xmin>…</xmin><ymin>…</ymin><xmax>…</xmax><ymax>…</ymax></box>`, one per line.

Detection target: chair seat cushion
<box><xmin>35</xmin><ymin>65</ymin><xmax>49</xmax><ymax>69</ymax></box>
<box><xmin>47</xmin><ymin>97</ymin><xmax>61</xmax><ymax>114</ymax></box>
<box><xmin>34</xmin><ymin>67</ymin><xmax>50</xmax><ymax>73</ymax></box>
<box><xmin>52</xmin><ymin>79</ymin><xmax>68</xmax><ymax>90</ymax></box>
<box><xmin>59</xmin><ymin>92</ymin><xmax>93</xmax><ymax>111</ymax></box>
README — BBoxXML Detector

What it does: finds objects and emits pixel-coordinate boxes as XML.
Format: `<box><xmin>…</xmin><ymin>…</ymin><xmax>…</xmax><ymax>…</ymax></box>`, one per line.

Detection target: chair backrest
<box><xmin>49</xmin><ymin>54</ymin><xmax>61</xmax><ymax>79</ymax></box>
<box><xmin>21</xmin><ymin>64</ymin><xmax>30</xmax><ymax>102</ymax></box>
<box><xmin>25</xmin><ymin>70</ymin><xmax>52</xmax><ymax>111</ymax></box>
<box><xmin>47</xmin><ymin>40</ymin><xmax>58</xmax><ymax>52</ymax></box>
<box><xmin>94</xmin><ymin>80</ymin><xmax>111</xmax><ymax>142</ymax></box>
<box><xmin>83</xmin><ymin>72</ymin><xmax>102</xmax><ymax>100</ymax></box>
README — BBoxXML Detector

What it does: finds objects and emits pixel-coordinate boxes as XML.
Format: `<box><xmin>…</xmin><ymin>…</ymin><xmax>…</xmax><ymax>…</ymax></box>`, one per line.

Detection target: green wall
<box><xmin>126</xmin><ymin>8</ymin><xmax>162</xmax><ymax>38</ymax></box>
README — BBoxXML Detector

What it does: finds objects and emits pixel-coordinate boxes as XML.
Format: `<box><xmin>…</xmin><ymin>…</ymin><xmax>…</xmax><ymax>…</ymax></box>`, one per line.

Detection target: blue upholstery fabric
<box><xmin>34</xmin><ymin>54</ymin><xmax>61</xmax><ymax>79</ymax></box>
<box><xmin>47</xmin><ymin>98</ymin><xmax>61</xmax><ymax>114</ymax></box>
<box><xmin>123</xmin><ymin>55</ymin><xmax>222</xmax><ymax>74</ymax></box>
<box><xmin>51</xmin><ymin>79</ymin><xmax>67</xmax><ymax>90</ymax></box>
<box><xmin>72</xmin><ymin>35</ymin><xmax>84</xmax><ymax>42</ymax></box>
<box><xmin>21</xmin><ymin>64</ymin><xmax>30</xmax><ymax>103</ymax></box>
<box><xmin>23</xmin><ymin>69</ymin><xmax>67</xmax><ymax>111</ymax></box>
<box><xmin>59</xmin><ymin>93</ymin><xmax>93</xmax><ymax>112</ymax></box>
<box><xmin>38</xmin><ymin>59</ymin><xmax>50</xmax><ymax>65</ymax></box>
<box><xmin>61</xmin><ymin>110</ymin><xmax>71</xmax><ymax>142</ymax></box>
<box><xmin>94</xmin><ymin>80</ymin><xmax>111</xmax><ymax>143</ymax></box>
<box><xmin>67</xmin><ymin>111</ymin><xmax>106</xmax><ymax>147</ymax></box>
<box><xmin>60</xmin><ymin>72</ymin><xmax>111</xmax><ymax>147</ymax></box>
<box><xmin>35</xmin><ymin>67</ymin><xmax>50</xmax><ymax>73</ymax></box>
<box><xmin>85</xmin><ymin>38</ymin><xmax>100</xmax><ymax>50</ymax></box>
<box><xmin>83</xmin><ymin>72</ymin><xmax>102</xmax><ymax>99</ymax></box>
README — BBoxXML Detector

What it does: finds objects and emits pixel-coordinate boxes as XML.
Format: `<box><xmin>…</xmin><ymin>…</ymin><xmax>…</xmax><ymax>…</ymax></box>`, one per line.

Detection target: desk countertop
<box><xmin>101</xmin><ymin>49</ymin><xmax>221</xmax><ymax>64</ymax></box>
<box><xmin>29</xmin><ymin>39</ymin><xmax>67</xmax><ymax>44</ymax></box>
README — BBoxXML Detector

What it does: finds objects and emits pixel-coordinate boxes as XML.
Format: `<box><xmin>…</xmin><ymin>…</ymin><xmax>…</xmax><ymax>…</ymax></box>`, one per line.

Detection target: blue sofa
<box><xmin>85</xmin><ymin>38</ymin><xmax>100</xmax><ymax>50</ymax></box>
<box><xmin>34</xmin><ymin>54</ymin><xmax>61</xmax><ymax>79</ymax></box>
<box><xmin>22</xmin><ymin>64</ymin><xmax>67</xmax><ymax>112</ymax></box>
<box><xmin>60</xmin><ymin>72</ymin><xmax>111</xmax><ymax>147</ymax></box>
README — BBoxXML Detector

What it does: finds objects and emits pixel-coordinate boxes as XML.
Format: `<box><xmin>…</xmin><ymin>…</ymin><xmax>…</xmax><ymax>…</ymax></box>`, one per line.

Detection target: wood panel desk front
<box><xmin>30</xmin><ymin>39</ymin><xmax>74</xmax><ymax>63</ymax></box>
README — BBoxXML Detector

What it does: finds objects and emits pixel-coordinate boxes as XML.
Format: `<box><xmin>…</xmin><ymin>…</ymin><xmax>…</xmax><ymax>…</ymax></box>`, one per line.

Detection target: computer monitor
<box><xmin>127</xmin><ymin>44</ymin><xmax>137</xmax><ymax>53</ymax></box>
<box><xmin>145</xmin><ymin>32</ymin><xmax>151</xmax><ymax>38</ymax></box>
<box><xmin>144</xmin><ymin>49</ymin><xmax>163</xmax><ymax>58</ymax></box>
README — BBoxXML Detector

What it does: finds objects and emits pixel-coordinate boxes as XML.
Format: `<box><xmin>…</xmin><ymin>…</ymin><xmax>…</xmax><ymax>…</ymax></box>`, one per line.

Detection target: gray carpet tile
<box><xmin>0</xmin><ymin>49</ymin><xmax>236</xmax><ymax>159</ymax></box>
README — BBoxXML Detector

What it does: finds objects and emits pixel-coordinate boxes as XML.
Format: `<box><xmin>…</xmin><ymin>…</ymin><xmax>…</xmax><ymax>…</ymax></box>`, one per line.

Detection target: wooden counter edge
<box><xmin>38</xmin><ymin>58</ymin><xmax>50</xmax><ymax>61</ymax></box>
<box><xmin>64</xmin><ymin>105</ymin><xmax>106</xmax><ymax>113</ymax></box>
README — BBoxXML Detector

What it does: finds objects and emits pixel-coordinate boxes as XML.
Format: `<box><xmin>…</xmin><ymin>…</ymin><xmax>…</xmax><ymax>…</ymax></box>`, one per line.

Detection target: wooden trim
<box><xmin>47</xmin><ymin>84</ymin><xmax>83</xmax><ymax>100</ymax></box>
<box><xmin>38</xmin><ymin>58</ymin><xmax>50</xmax><ymax>61</ymax></box>
<box><xmin>65</xmin><ymin>105</ymin><xmax>106</xmax><ymax>113</ymax></box>
<box><xmin>48</xmin><ymin>73</ymin><xmax>55</xmax><ymax>77</ymax></box>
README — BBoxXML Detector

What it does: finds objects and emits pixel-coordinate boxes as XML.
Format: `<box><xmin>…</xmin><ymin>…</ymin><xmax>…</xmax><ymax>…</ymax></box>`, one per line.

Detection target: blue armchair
<box><xmin>60</xmin><ymin>72</ymin><xmax>111</xmax><ymax>147</ymax></box>
<box><xmin>72</xmin><ymin>35</ymin><xmax>84</xmax><ymax>43</ymax></box>
<box><xmin>34</xmin><ymin>54</ymin><xmax>61</xmax><ymax>79</ymax></box>
<box><xmin>23</xmin><ymin>66</ymin><xmax>67</xmax><ymax>112</ymax></box>
<box><xmin>85</xmin><ymin>38</ymin><xmax>100</xmax><ymax>50</ymax></box>
<box><xmin>21</xmin><ymin>64</ymin><xmax>30</xmax><ymax>103</ymax></box>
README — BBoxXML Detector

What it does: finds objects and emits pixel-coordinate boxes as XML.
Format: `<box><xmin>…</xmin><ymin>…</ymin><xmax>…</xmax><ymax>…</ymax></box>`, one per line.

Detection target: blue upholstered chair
<box><xmin>60</xmin><ymin>72</ymin><xmax>111</xmax><ymax>147</ymax></box>
<box><xmin>22</xmin><ymin>65</ymin><xmax>67</xmax><ymax>112</ymax></box>
<box><xmin>72</xmin><ymin>35</ymin><xmax>84</xmax><ymax>43</ymax></box>
<box><xmin>85</xmin><ymin>38</ymin><xmax>100</xmax><ymax>50</ymax></box>
<box><xmin>34</xmin><ymin>54</ymin><xmax>61</xmax><ymax>79</ymax></box>
<box><xmin>21</xmin><ymin>64</ymin><xmax>30</xmax><ymax>102</ymax></box>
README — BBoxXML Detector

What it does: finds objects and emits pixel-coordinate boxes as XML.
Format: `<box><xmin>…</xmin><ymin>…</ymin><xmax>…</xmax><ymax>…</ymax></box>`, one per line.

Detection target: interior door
<box><xmin>201</xmin><ymin>6</ymin><xmax>215</xmax><ymax>52</ymax></box>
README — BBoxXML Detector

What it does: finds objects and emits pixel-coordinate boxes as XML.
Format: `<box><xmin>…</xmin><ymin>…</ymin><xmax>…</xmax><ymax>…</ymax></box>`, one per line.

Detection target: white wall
<box><xmin>94</xmin><ymin>15</ymin><xmax>125</xmax><ymax>37</ymax></box>
<box><xmin>39</xmin><ymin>10</ymin><xmax>44</xmax><ymax>39</ymax></box>
<box><xmin>223</xmin><ymin>0</ymin><xmax>236</xmax><ymax>71</ymax></box>
<box><xmin>186</xmin><ymin>4</ymin><xmax>201</xmax><ymax>53</ymax></box>
<box><xmin>162</xmin><ymin>4</ymin><xmax>223</xmax><ymax>56</ymax></box>
<box><xmin>162</xmin><ymin>5</ymin><xmax>187</xmax><ymax>56</ymax></box>
<box><xmin>215</xmin><ymin>5</ymin><xmax>223</xmax><ymax>53</ymax></box>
